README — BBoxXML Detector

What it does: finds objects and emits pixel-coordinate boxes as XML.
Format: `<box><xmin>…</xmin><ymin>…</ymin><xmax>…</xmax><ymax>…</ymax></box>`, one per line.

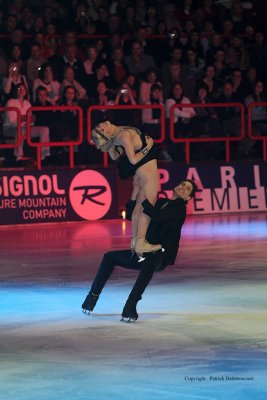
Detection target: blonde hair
<box><xmin>91</xmin><ymin>122</ymin><xmax>116</xmax><ymax>152</ymax></box>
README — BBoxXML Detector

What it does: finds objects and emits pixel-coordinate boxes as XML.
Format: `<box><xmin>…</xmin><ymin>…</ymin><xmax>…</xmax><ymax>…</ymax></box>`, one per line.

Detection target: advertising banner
<box><xmin>157</xmin><ymin>162</ymin><xmax>267</xmax><ymax>214</ymax></box>
<box><xmin>1</xmin><ymin>162</ymin><xmax>266</xmax><ymax>225</ymax></box>
<box><xmin>0</xmin><ymin>168</ymin><xmax>118</xmax><ymax>225</ymax></box>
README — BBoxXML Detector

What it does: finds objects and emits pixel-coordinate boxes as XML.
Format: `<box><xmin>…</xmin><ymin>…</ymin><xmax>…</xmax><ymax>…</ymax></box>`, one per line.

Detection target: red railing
<box><xmin>26</xmin><ymin>105</ymin><xmax>83</xmax><ymax>169</ymax></box>
<box><xmin>169</xmin><ymin>102</ymin><xmax>245</xmax><ymax>163</ymax></box>
<box><xmin>247</xmin><ymin>102</ymin><xmax>267</xmax><ymax>161</ymax></box>
<box><xmin>87</xmin><ymin>104</ymin><xmax>166</xmax><ymax>167</ymax></box>
<box><xmin>1</xmin><ymin>102</ymin><xmax>266</xmax><ymax>168</ymax></box>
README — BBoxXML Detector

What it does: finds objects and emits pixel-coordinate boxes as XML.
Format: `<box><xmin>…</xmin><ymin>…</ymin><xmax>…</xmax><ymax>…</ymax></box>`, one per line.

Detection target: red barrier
<box><xmin>247</xmin><ymin>102</ymin><xmax>267</xmax><ymax>161</ymax></box>
<box><xmin>87</xmin><ymin>104</ymin><xmax>165</xmax><ymax>167</ymax></box>
<box><xmin>169</xmin><ymin>102</ymin><xmax>245</xmax><ymax>163</ymax></box>
<box><xmin>26</xmin><ymin>105</ymin><xmax>83</xmax><ymax>169</ymax></box>
<box><xmin>0</xmin><ymin>107</ymin><xmax>22</xmax><ymax>149</ymax></box>
<box><xmin>1</xmin><ymin>102</ymin><xmax>266</xmax><ymax>168</ymax></box>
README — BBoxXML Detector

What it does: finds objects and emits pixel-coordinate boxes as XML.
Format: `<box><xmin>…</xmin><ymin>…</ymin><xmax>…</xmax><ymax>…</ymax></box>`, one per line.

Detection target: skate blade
<box><xmin>137</xmin><ymin>247</ymin><xmax>165</xmax><ymax>262</ymax></box>
<box><xmin>120</xmin><ymin>316</ymin><xmax>137</xmax><ymax>323</ymax></box>
<box><xmin>82</xmin><ymin>308</ymin><xmax>91</xmax><ymax>315</ymax></box>
<box><xmin>137</xmin><ymin>256</ymin><xmax>146</xmax><ymax>262</ymax></box>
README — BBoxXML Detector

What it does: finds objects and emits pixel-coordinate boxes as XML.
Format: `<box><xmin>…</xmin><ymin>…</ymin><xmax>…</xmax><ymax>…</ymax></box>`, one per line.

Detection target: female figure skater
<box><xmin>91</xmin><ymin>120</ymin><xmax>162</xmax><ymax>257</ymax></box>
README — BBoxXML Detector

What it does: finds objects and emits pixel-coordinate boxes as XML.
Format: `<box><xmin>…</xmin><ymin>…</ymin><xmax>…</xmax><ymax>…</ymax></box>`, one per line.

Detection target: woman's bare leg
<box><xmin>130</xmin><ymin>177</ymin><xmax>142</xmax><ymax>252</ymax></box>
<box><xmin>134</xmin><ymin>160</ymin><xmax>162</xmax><ymax>255</ymax></box>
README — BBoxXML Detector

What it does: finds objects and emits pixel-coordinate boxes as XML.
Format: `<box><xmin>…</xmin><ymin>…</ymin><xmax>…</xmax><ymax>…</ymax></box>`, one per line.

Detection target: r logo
<box><xmin>69</xmin><ymin>170</ymin><xmax>112</xmax><ymax>220</ymax></box>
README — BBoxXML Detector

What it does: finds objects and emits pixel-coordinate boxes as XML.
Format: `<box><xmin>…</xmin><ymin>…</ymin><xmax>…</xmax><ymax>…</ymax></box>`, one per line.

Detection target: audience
<box><xmin>0</xmin><ymin>0</ymin><xmax>266</xmax><ymax>166</ymax></box>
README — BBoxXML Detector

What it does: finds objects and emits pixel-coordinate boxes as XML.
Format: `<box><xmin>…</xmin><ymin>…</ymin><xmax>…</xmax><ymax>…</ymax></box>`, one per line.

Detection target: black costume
<box><xmin>82</xmin><ymin>196</ymin><xmax>187</xmax><ymax>318</ymax></box>
<box><xmin>116</xmin><ymin>143</ymin><xmax>158</xmax><ymax>180</ymax></box>
<box><xmin>115</xmin><ymin>126</ymin><xmax>158</xmax><ymax>180</ymax></box>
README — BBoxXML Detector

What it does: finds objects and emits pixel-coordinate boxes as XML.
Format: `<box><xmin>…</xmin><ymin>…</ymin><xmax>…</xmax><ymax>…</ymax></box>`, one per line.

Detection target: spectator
<box><xmin>2</xmin><ymin>62</ymin><xmax>29</xmax><ymax>102</ymax></box>
<box><xmin>205</xmin><ymin>33</ymin><xmax>224</xmax><ymax>65</ymax></box>
<box><xmin>160</xmin><ymin>46</ymin><xmax>185</xmax><ymax>88</ymax></box>
<box><xmin>216</xmin><ymin>80</ymin><xmax>241</xmax><ymax>138</ymax></box>
<box><xmin>245</xmin><ymin>80</ymin><xmax>267</xmax><ymax>138</ymax></box>
<box><xmin>32</xmin><ymin>62</ymin><xmax>60</xmax><ymax>105</ymax></box>
<box><xmin>106</xmin><ymin>31</ymin><xmax>122</xmax><ymax>57</ymax></box>
<box><xmin>191</xmin><ymin>82</ymin><xmax>220</xmax><ymax>140</ymax></box>
<box><xmin>90</xmin><ymin>80</ymin><xmax>114</xmax><ymax>127</ymax></box>
<box><xmin>139</xmin><ymin>67</ymin><xmax>161</xmax><ymax>104</ymax></box>
<box><xmin>221</xmin><ymin>18</ymin><xmax>234</xmax><ymax>46</ymax></box>
<box><xmin>89</xmin><ymin>60</ymin><xmax>113</xmax><ymax>98</ymax></box>
<box><xmin>26</xmin><ymin>42</ymin><xmax>47</xmax><ymax>87</ymax></box>
<box><xmin>184</xmin><ymin>47</ymin><xmax>205</xmax><ymax>80</ymax></box>
<box><xmin>58</xmin><ymin>30</ymin><xmax>84</xmax><ymax>60</ymax></box>
<box><xmin>95</xmin><ymin>39</ymin><xmax>108</xmax><ymax>62</ymax></box>
<box><xmin>43</xmin><ymin>6</ymin><xmax>56</xmax><ymax>28</ymax></box>
<box><xmin>108</xmin><ymin>14</ymin><xmax>121</xmax><ymax>34</ymax></box>
<box><xmin>201</xmin><ymin>64</ymin><xmax>221</xmax><ymax>99</ymax></box>
<box><xmin>167</xmin><ymin>27</ymin><xmax>184</xmax><ymax>54</ymax></box>
<box><xmin>32</xmin><ymin>16</ymin><xmax>45</xmax><ymax>34</ymax></box>
<box><xmin>142</xmin><ymin>4</ymin><xmax>159</xmax><ymax>32</ymax></box>
<box><xmin>3</xmin><ymin>82</ymin><xmax>50</xmax><ymax>165</ymax></box>
<box><xmin>123</xmin><ymin>25</ymin><xmax>151</xmax><ymax>56</ymax></box>
<box><xmin>7</xmin><ymin>44</ymin><xmax>26</xmax><ymax>75</ymax></box>
<box><xmin>231</xmin><ymin>1</ymin><xmax>246</xmax><ymax>34</ymax></box>
<box><xmin>33</xmin><ymin>86</ymin><xmax>55</xmax><ymax>128</ymax></box>
<box><xmin>162</xmin><ymin>61</ymin><xmax>196</xmax><ymax>101</ymax></box>
<box><xmin>213</xmin><ymin>47</ymin><xmax>231</xmax><ymax>85</ymax></box>
<box><xmin>201</xmin><ymin>20</ymin><xmax>215</xmax><ymax>56</ymax></box>
<box><xmin>226</xmin><ymin>35</ymin><xmax>250</xmax><ymax>70</ymax></box>
<box><xmin>203</xmin><ymin>0</ymin><xmax>215</xmax><ymax>19</ymax></box>
<box><xmin>108</xmin><ymin>47</ymin><xmax>128</xmax><ymax>87</ymax></box>
<box><xmin>125</xmin><ymin>73</ymin><xmax>138</xmax><ymax>100</ymax></box>
<box><xmin>33</xmin><ymin>33</ymin><xmax>48</xmax><ymax>59</ymax></box>
<box><xmin>4</xmin><ymin>28</ymin><xmax>29</xmax><ymax>61</ymax></box>
<box><xmin>95</xmin><ymin>6</ymin><xmax>110</xmax><ymax>34</ymax></box>
<box><xmin>120</xmin><ymin>4</ymin><xmax>138</xmax><ymax>35</ymax></box>
<box><xmin>185</xmin><ymin>30</ymin><xmax>205</xmax><ymax>59</ymax></box>
<box><xmin>73</xmin><ymin>3</ymin><xmax>90</xmax><ymax>34</ymax></box>
<box><xmin>58</xmin><ymin>85</ymin><xmax>80</xmax><ymax>142</ymax></box>
<box><xmin>0</xmin><ymin>14</ymin><xmax>17</xmax><ymax>34</ymax></box>
<box><xmin>83</xmin><ymin>44</ymin><xmax>98</xmax><ymax>76</ymax></box>
<box><xmin>18</xmin><ymin>6</ymin><xmax>34</xmax><ymax>34</ymax></box>
<box><xmin>151</xmin><ymin>19</ymin><xmax>169</xmax><ymax>66</ymax></box>
<box><xmin>57</xmin><ymin>43</ymin><xmax>86</xmax><ymax>83</ymax></box>
<box><xmin>142</xmin><ymin>82</ymin><xmax>164</xmax><ymax>139</ymax></box>
<box><xmin>193</xmin><ymin>7</ymin><xmax>206</xmax><ymax>33</ymax></box>
<box><xmin>165</xmin><ymin>81</ymin><xmax>195</xmax><ymax>147</ymax></box>
<box><xmin>249</xmin><ymin>32</ymin><xmax>267</xmax><ymax>78</ymax></box>
<box><xmin>113</xmin><ymin>81</ymin><xmax>137</xmax><ymax>126</ymax></box>
<box><xmin>124</xmin><ymin>40</ymin><xmax>155</xmax><ymax>79</ymax></box>
<box><xmin>245</xmin><ymin>66</ymin><xmax>258</xmax><ymax>94</ymax></box>
<box><xmin>60</xmin><ymin>66</ymin><xmax>87</xmax><ymax>103</ymax></box>
<box><xmin>165</xmin><ymin>2</ymin><xmax>182</xmax><ymax>30</ymax></box>
<box><xmin>231</xmin><ymin>68</ymin><xmax>249</xmax><ymax>101</ymax></box>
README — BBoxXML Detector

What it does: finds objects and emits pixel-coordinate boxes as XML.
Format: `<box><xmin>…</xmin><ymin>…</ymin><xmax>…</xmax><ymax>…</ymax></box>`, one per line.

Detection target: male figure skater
<box><xmin>81</xmin><ymin>179</ymin><xmax>197</xmax><ymax>322</ymax></box>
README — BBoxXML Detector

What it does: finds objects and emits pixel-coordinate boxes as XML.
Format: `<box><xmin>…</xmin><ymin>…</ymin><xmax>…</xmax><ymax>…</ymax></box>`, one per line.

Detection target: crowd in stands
<box><xmin>0</xmin><ymin>0</ymin><xmax>267</xmax><ymax>166</ymax></box>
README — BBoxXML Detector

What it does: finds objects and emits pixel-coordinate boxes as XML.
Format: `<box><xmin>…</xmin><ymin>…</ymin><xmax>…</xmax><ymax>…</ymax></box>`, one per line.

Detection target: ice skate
<box><xmin>81</xmin><ymin>292</ymin><xmax>99</xmax><ymax>314</ymax></box>
<box><xmin>121</xmin><ymin>300</ymin><xmax>138</xmax><ymax>323</ymax></box>
<box><xmin>135</xmin><ymin>237</ymin><xmax>162</xmax><ymax>262</ymax></box>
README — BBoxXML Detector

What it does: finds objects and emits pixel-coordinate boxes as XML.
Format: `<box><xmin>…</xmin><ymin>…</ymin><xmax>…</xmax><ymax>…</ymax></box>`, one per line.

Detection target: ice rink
<box><xmin>0</xmin><ymin>213</ymin><xmax>267</xmax><ymax>400</ymax></box>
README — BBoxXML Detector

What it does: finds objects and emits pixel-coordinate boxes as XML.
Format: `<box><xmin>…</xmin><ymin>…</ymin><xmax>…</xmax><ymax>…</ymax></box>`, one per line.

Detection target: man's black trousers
<box><xmin>90</xmin><ymin>250</ymin><xmax>165</xmax><ymax>302</ymax></box>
